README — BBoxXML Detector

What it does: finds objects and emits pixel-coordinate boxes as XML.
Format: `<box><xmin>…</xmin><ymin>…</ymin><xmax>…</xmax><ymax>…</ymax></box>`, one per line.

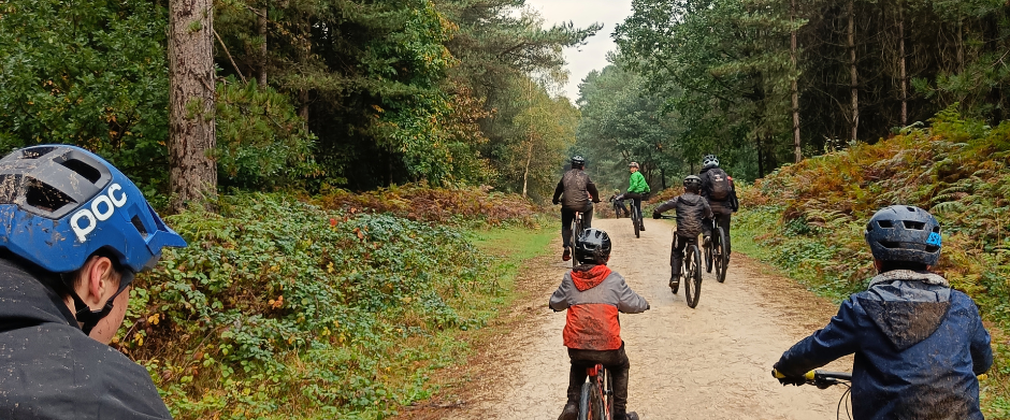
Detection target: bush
<box><xmin>736</xmin><ymin>106</ymin><xmax>1010</xmax><ymax>416</ymax></box>
<box><xmin>121</xmin><ymin>192</ymin><xmax>496</xmax><ymax>419</ymax></box>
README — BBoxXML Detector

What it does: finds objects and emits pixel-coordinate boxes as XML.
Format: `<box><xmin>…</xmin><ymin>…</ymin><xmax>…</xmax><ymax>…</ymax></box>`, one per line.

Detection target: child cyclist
<box><xmin>651</xmin><ymin>175</ymin><xmax>712</xmax><ymax>291</ymax></box>
<box><xmin>773</xmin><ymin>205</ymin><xmax>992</xmax><ymax>419</ymax></box>
<box><xmin>550</xmin><ymin>228</ymin><xmax>649</xmax><ymax>420</ymax></box>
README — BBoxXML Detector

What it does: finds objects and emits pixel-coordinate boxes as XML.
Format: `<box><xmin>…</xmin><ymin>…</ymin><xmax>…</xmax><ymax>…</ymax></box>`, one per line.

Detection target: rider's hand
<box><xmin>652</xmin><ymin>212</ymin><xmax>661</xmax><ymax>219</ymax></box>
<box><xmin>772</xmin><ymin>368</ymin><xmax>805</xmax><ymax>386</ymax></box>
<box><xmin>552</xmin><ymin>198</ymin><xmax>560</xmax><ymax>205</ymax></box>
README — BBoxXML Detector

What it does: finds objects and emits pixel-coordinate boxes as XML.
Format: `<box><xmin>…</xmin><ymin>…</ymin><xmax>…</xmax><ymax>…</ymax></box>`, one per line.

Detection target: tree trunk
<box><xmin>756</xmin><ymin>136</ymin><xmax>765</xmax><ymax>178</ymax></box>
<box><xmin>258</xmin><ymin>4</ymin><xmax>268</xmax><ymax>87</ymax></box>
<box><xmin>791</xmin><ymin>0</ymin><xmax>801</xmax><ymax>163</ymax></box>
<box><xmin>521</xmin><ymin>141</ymin><xmax>533</xmax><ymax>199</ymax></box>
<box><xmin>898</xmin><ymin>0</ymin><xmax>907</xmax><ymax>125</ymax></box>
<box><xmin>848</xmin><ymin>0</ymin><xmax>859</xmax><ymax>142</ymax></box>
<box><xmin>168</xmin><ymin>0</ymin><xmax>217</xmax><ymax>213</ymax></box>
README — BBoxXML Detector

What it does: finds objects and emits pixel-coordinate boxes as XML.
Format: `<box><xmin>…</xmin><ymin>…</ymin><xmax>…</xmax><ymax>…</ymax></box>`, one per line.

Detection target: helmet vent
<box><xmin>20</xmin><ymin>147</ymin><xmax>55</xmax><ymax>159</ymax></box>
<box><xmin>876</xmin><ymin>220</ymin><xmax>894</xmax><ymax>228</ymax></box>
<box><xmin>24</xmin><ymin>178</ymin><xmax>75</xmax><ymax>212</ymax></box>
<box><xmin>131</xmin><ymin>215</ymin><xmax>149</xmax><ymax>239</ymax></box>
<box><xmin>903</xmin><ymin>221</ymin><xmax>926</xmax><ymax>230</ymax></box>
<box><xmin>0</xmin><ymin>174</ymin><xmax>22</xmax><ymax>204</ymax></box>
<box><xmin>59</xmin><ymin>158</ymin><xmax>102</xmax><ymax>184</ymax></box>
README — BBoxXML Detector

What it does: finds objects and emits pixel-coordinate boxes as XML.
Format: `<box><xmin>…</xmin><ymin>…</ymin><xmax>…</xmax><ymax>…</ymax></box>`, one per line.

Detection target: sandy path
<box><xmin>403</xmin><ymin>217</ymin><xmax>855</xmax><ymax>420</ymax></box>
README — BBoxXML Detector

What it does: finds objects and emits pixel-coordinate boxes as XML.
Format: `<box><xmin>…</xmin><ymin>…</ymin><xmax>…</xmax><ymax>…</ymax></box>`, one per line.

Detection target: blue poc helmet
<box><xmin>864</xmin><ymin>205</ymin><xmax>941</xmax><ymax>266</ymax></box>
<box><xmin>0</xmin><ymin>145</ymin><xmax>187</xmax><ymax>331</ymax></box>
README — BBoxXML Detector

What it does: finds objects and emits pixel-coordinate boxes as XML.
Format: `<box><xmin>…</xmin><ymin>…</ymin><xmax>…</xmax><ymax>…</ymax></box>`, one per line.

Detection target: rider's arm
<box><xmin>774</xmin><ymin>297</ymin><xmax>862</xmax><ymax>377</ymax></box>
<box><xmin>652</xmin><ymin>198</ymin><xmax>677</xmax><ymax>216</ymax></box>
<box><xmin>615</xmin><ymin>276</ymin><xmax>649</xmax><ymax>313</ymax></box>
<box><xmin>703</xmin><ymin>198</ymin><xmax>713</xmax><ymax>219</ymax></box>
<box><xmin>553</xmin><ymin>179</ymin><xmax>564</xmax><ymax>204</ymax></box>
<box><xmin>549</xmin><ymin>275</ymin><xmax>574</xmax><ymax>311</ymax></box>
<box><xmin>729</xmin><ymin>179</ymin><xmax>740</xmax><ymax>212</ymax></box>
<box><xmin>962</xmin><ymin>292</ymin><xmax>994</xmax><ymax>375</ymax></box>
<box><xmin>587</xmin><ymin>179</ymin><xmax>600</xmax><ymax>202</ymax></box>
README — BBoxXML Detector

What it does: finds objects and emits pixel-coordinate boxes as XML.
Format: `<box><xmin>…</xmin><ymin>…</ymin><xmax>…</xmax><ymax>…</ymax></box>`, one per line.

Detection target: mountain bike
<box><xmin>620</xmin><ymin>193</ymin><xmax>646</xmax><ymax>238</ymax></box>
<box><xmin>703</xmin><ymin>218</ymin><xmax>728</xmax><ymax>283</ymax></box>
<box><xmin>773</xmin><ymin>369</ymin><xmax>852</xmax><ymax>420</ymax></box>
<box><xmin>579</xmin><ymin>363</ymin><xmax>613</xmax><ymax>420</ymax></box>
<box><xmin>660</xmin><ymin>215</ymin><xmax>703</xmax><ymax>308</ymax></box>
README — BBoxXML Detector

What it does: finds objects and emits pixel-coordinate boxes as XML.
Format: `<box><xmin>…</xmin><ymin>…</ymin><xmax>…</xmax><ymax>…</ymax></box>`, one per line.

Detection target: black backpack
<box><xmin>707</xmin><ymin>168</ymin><xmax>731</xmax><ymax>200</ymax></box>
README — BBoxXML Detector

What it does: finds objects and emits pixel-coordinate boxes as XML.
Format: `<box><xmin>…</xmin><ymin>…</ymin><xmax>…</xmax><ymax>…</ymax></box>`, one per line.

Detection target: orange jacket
<box><xmin>549</xmin><ymin>264</ymin><xmax>649</xmax><ymax>350</ymax></box>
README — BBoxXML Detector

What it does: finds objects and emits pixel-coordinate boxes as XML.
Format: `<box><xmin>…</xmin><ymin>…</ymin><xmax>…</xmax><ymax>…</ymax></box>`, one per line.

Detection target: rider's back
<box><xmin>777</xmin><ymin>270</ymin><xmax>991</xmax><ymax>420</ymax></box>
<box><xmin>560</xmin><ymin>169</ymin><xmax>594</xmax><ymax>209</ymax></box>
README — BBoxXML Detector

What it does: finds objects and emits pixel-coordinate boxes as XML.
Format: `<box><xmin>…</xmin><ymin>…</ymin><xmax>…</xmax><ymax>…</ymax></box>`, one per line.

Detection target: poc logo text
<box><xmin>70</xmin><ymin>183</ymin><xmax>128</xmax><ymax>242</ymax></box>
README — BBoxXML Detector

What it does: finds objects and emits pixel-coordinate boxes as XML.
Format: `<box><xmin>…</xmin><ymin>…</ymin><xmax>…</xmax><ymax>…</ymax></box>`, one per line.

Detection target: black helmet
<box><xmin>574</xmin><ymin>228</ymin><xmax>612</xmax><ymax>264</ymax></box>
<box><xmin>702</xmin><ymin>154</ymin><xmax>719</xmax><ymax>168</ymax></box>
<box><xmin>683</xmin><ymin>175</ymin><xmax>702</xmax><ymax>191</ymax></box>
<box><xmin>864</xmin><ymin>205</ymin><xmax>942</xmax><ymax>266</ymax></box>
<box><xmin>571</xmin><ymin>156</ymin><xmax>585</xmax><ymax>168</ymax></box>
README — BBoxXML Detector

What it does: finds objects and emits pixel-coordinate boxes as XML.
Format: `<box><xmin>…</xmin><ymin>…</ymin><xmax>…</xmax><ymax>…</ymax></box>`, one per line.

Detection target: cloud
<box><xmin>525</xmin><ymin>0</ymin><xmax>634</xmax><ymax>102</ymax></box>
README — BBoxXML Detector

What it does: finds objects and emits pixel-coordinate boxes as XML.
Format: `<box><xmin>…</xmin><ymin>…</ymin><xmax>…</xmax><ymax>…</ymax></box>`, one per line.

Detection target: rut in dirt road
<box><xmin>454</xmin><ymin>217</ymin><xmax>853</xmax><ymax>420</ymax></box>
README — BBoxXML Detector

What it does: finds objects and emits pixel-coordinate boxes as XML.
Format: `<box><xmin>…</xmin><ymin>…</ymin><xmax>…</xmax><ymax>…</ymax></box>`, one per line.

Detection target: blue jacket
<box><xmin>775</xmin><ymin>270</ymin><xmax>992</xmax><ymax>420</ymax></box>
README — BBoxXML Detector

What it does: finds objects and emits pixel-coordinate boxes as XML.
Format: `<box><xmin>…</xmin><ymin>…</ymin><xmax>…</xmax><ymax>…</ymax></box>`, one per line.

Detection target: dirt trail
<box><xmin>403</xmin><ymin>217</ymin><xmax>855</xmax><ymax>420</ymax></box>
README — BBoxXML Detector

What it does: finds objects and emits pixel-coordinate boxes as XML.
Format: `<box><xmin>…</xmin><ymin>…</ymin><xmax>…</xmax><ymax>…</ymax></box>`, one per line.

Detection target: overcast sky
<box><xmin>523</xmin><ymin>0</ymin><xmax>635</xmax><ymax>103</ymax></box>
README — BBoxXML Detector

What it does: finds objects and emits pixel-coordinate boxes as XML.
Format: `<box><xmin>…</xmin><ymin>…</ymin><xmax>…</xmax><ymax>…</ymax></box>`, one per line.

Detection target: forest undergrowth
<box><xmin>733</xmin><ymin>106</ymin><xmax>1010</xmax><ymax>417</ymax></box>
<box><xmin>116</xmin><ymin>186</ymin><xmax>547</xmax><ymax>419</ymax></box>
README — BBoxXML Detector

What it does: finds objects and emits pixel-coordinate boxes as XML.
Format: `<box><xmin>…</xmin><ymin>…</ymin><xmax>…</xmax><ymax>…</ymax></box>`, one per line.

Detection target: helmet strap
<box><xmin>61</xmin><ymin>269</ymin><xmax>134</xmax><ymax>336</ymax></box>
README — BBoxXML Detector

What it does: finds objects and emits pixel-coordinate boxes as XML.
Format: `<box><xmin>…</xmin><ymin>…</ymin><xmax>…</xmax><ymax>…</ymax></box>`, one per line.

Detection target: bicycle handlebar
<box><xmin>773</xmin><ymin>369</ymin><xmax>851</xmax><ymax>389</ymax></box>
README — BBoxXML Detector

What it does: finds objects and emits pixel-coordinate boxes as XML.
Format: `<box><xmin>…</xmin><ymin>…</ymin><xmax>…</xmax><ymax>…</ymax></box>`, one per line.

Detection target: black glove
<box><xmin>652</xmin><ymin>212</ymin><xmax>661</xmax><ymax>219</ymax></box>
<box><xmin>552</xmin><ymin>198</ymin><xmax>559</xmax><ymax>205</ymax></box>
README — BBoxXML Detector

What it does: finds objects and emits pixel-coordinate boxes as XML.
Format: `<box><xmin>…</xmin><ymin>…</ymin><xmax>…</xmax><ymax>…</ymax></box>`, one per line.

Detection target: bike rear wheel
<box><xmin>571</xmin><ymin>215</ymin><xmax>584</xmax><ymax>268</ymax></box>
<box><xmin>714</xmin><ymin>226</ymin><xmax>728</xmax><ymax>283</ymax></box>
<box><xmin>578</xmin><ymin>381</ymin><xmax>606</xmax><ymax>420</ymax></box>
<box><xmin>684</xmin><ymin>244</ymin><xmax>702</xmax><ymax>308</ymax></box>
<box><xmin>704</xmin><ymin>235</ymin><xmax>713</xmax><ymax>273</ymax></box>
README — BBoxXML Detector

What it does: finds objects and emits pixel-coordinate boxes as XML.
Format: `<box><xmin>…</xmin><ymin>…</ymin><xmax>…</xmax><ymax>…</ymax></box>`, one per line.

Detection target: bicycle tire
<box><xmin>715</xmin><ymin>226</ymin><xmax>728</xmax><ymax>283</ymax></box>
<box><xmin>590</xmin><ymin>380</ymin><xmax>605</xmax><ymax>420</ymax></box>
<box><xmin>578</xmin><ymin>382</ymin><xmax>591</xmax><ymax>420</ymax></box>
<box><xmin>669</xmin><ymin>242</ymin><xmax>680</xmax><ymax>294</ymax></box>
<box><xmin>602</xmin><ymin>368</ymin><xmax>613</xmax><ymax>420</ymax></box>
<box><xmin>685</xmin><ymin>244</ymin><xmax>702</xmax><ymax>308</ymax></box>
<box><xmin>571</xmin><ymin>215</ymin><xmax>583</xmax><ymax>268</ymax></box>
<box><xmin>704</xmin><ymin>234</ymin><xmax>713</xmax><ymax>273</ymax></box>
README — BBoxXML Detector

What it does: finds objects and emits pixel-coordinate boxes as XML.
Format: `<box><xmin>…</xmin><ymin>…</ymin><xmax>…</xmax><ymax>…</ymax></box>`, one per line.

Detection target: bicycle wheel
<box><xmin>684</xmin><ymin>245</ymin><xmax>702</xmax><ymax>308</ymax></box>
<box><xmin>715</xmin><ymin>226</ymin><xmax>728</xmax><ymax>283</ymax></box>
<box><xmin>669</xmin><ymin>242</ymin><xmax>680</xmax><ymax>294</ymax></box>
<box><xmin>704</xmin><ymin>235</ymin><xmax>713</xmax><ymax>273</ymax></box>
<box><xmin>571</xmin><ymin>215</ymin><xmax>583</xmax><ymax>268</ymax></box>
<box><xmin>590</xmin><ymin>381</ymin><xmax>605</xmax><ymax>420</ymax></box>
<box><xmin>602</xmin><ymin>368</ymin><xmax>613</xmax><ymax>420</ymax></box>
<box><xmin>578</xmin><ymin>382</ymin><xmax>591</xmax><ymax>420</ymax></box>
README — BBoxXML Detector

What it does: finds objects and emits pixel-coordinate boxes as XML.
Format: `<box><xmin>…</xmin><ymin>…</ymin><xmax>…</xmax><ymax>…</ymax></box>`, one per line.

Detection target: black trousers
<box><xmin>561</xmin><ymin>203</ymin><xmax>594</xmax><ymax>248</ymax></box>
<box><xmin>566</xmin><ymin>343</ymin><xmax>631</xmax><ymax>419</ymax></box>
<box><xmin>701</xmin><ymin>209</ymin><xmax>732</xmax><ymax>257</ymax></box>
<box><xmin>670</xmin><ymin>233</ymin><xmax>697</xmax><ymax>277</ymax></box>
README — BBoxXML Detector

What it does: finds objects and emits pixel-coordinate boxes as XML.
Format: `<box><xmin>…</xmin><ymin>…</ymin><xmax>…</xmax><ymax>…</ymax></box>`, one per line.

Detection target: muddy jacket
<box><xmin>0</xmin><ymin>258</ymin><xmax>173</xmax><ymax>420</ymax></box>
<box><xmin>652</xmin><ymin>192</ymin><xmax>712</xmax><ymax>238</ymax></box>
<box><xmin>553</xmin><ymin>169</ymin><xmax>599</xmax><ymax>210</ymax></box>
<box><xmin>549</xmin><ymin>265</ymin><xmax>649</xmax><ymax>351</ymax></box>
<box><xmin>699</xmin><ymin>166</ymin><xmax>738</xmax><ymax>214</ymax></box>
<box><xmin>774</xmin><ymin>270</ymin><xmax>992</xmax><ymax>420</ymax></box>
